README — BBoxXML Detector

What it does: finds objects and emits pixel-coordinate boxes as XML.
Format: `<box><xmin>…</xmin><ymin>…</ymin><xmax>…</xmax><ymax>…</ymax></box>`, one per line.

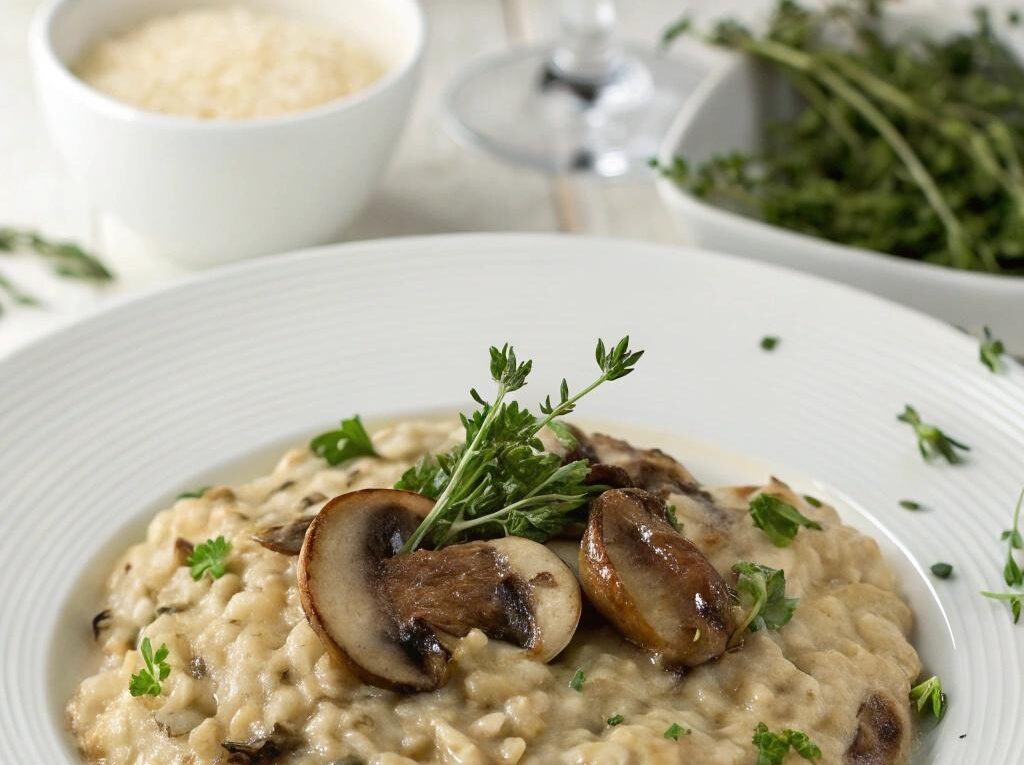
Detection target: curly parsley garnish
<box><xmin>897</xmin><ymin>405</ymin><xmax>969</xmax><ymax>464</ymax></box>
<box><xmin>749</xmin><ymin>494</ymin><xmax>822</xmax><ymax>547</ymax></box>
<box><xmin>910</xmin><ymin>675</ymin><xmax>947</xmax><ymax>720</ymax></box>
<box><xmin>397</xmin><ymin>338</ymin><xmax>643</xmax><ymax>552</ymax></box>
<box><xmin>729</xmin><ymin>562</ymin><xmax>799</xmax><ymax>647</ymax></box>
<box><xmin>664</xmin><ymin>722</ymin><xmax>690</xmax><ymax>740</ymax></box>
<box><xmin>311</xmin><ymin>414</ymin><xmax>377</xmax><ymax>466</ymax></box>
<box><xmin>569</xmin><ymin>669</ymin><xmax>586</xmax><ymax>691</ymax></box>
<box><xmin>752</xmin><ymin>723</ymin><xmax>821</xmax><ymax>764</ymax></box>
<box><xmin>128</xmin><ymin>637</ymin><xmax>171</xmax><ymax>697</ymax></box>
<box><xmin>187</xmin><ymin>536</ymin><xmax>231</xmax><ymax>581</ymax></box>
<box><xmin>980</xmin><ymin>327</ymin><xmax>1005</xmax><ymax>373</ymax></box>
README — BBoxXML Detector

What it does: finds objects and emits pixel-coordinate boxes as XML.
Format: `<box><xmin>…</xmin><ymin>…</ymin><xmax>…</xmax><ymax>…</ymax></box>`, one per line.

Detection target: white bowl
<box><xmin>29</xmin><ymin>0</ymin><xmax>424</xmax><ymax>268</ymax></box>
<box><xmin>656</xmin><ymin>38</ymin><xmax>1024</xmax><ymax>353</ymax></box>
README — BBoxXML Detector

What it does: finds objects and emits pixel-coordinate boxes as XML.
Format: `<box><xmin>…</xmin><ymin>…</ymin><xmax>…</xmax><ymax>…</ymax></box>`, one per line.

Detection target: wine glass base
<box><xmin>444</xmin><ymin>44</ymin><xmax>701</xmax><ymax>178</ymax></box>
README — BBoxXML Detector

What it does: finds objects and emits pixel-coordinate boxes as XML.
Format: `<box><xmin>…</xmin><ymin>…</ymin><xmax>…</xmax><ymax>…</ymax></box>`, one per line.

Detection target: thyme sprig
<box><xmin>0</xmin><ymin>228</ymin><xmax>113</xmax><ymax>313</ymax></box>
<box><xmin>397</xmin><ymin>338</ymin><xmax>643</xmax><ymax>553</ymax></box>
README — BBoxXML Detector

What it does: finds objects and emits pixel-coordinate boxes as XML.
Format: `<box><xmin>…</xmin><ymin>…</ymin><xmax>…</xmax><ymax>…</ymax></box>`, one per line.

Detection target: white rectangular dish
<box><xmin>657</xmin><ymin>32</ymin><xmax>1024</xmax><ymax>353</ymax></box>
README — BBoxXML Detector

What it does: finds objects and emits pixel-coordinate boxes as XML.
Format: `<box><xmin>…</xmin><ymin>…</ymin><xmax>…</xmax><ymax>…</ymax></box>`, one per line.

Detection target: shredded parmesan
<box><xmin>74</xmin><ymin>6</ymin><xmax>385</xmax><ymax>119</ymax></box>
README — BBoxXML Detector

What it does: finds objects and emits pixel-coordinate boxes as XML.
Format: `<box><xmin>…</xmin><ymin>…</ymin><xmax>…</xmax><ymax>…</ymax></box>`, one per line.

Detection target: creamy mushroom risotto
<box><xmin>69</xmin><ymin>339</ymin><xmax>930</xmax><ymax>765</ymax></box>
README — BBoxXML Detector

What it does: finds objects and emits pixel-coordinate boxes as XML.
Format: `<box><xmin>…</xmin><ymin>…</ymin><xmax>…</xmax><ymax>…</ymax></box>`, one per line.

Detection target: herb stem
<box><xmin>445</xmin><ymin>493</ymin><xmax>585</xmax><ymax>537</ymax></box>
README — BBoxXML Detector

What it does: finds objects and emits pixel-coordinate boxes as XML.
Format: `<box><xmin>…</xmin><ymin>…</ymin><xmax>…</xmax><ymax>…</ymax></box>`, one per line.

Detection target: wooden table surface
<box><xmin>0</xmin><ymin>0</ymin><xmax>963</xmax><ymax>356</ymax></box>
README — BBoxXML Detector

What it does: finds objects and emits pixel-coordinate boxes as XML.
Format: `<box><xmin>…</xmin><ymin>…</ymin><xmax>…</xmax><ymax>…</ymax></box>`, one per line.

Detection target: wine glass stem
<box><xmin>549</xmin><ymin>0</ymin><xmax>624</xmax><ymax>84</ymax></box>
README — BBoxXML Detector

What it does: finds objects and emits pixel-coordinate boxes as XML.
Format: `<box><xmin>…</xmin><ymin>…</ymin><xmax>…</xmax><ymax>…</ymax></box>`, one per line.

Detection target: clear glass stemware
<box><xmin>445</xmin><ymin>0</ymin><xmax>701</xmax><ymax>178</ymax></box>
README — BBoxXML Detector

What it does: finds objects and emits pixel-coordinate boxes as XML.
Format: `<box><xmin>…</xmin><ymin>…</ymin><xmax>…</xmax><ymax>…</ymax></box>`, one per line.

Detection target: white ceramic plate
<box><xmin>1</xmin><ymin>234</ymin><xmax>1022</xmax><ymax>764</ymax></box>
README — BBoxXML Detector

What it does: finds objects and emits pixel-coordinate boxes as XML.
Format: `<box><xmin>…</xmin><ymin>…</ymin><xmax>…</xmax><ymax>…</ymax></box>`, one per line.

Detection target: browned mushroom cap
<box><xmin>846</xmin><ymin>692</ymin><xmax>910</xmax><ymax>765</ymax></box>
<box><xmin>578</xmin><ymin>488</ymin><xmax>732</xmax><ymax>667</ymax></box>
<box><xmin>297</xmin><ymin>489</ymin><xmax>440</xmax><ymax>692</ymax></box>
<box><xmin>253</xmin><ymin>516</ymin><xmax>314</xmax><ymax>555</ymax></box>
<box><xmin>298</xmin><ymin>489</ymin><xmax>582</xmax><ymax>693</ymax></box>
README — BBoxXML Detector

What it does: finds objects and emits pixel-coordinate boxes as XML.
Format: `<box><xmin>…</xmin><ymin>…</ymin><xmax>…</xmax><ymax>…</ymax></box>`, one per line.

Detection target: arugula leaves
<box><xmin>910</xmin><ymin>675</ymin><xmax>947</xmax><ymax>720</ymax></box>
<box><xmin>397</xmin><ymin>338</ymin><xmax>643</xmax><ymax>552</ymax></box>
<box><xmin>980</xmin><ymin>327</ymin><xmax>1005</xmax><ymax>372</ymax></box>
<box><xmin>752</xmin><ymin>723</ymin><xmax>821</xmax><ymax>764</ymax></box>
<box><xmin>187</xmin><ymin>536</ymin><xmax>231</xmax><ymax>581</ymax></box>
<box><xmin>897</xmin><ymin>406</ymin><xmax>969</xmax><ymax>464</ymax></box>
<box><xmin>749</xmin><ymin>494</ymin><xmax>822</xmax><ymax>546</ymax></box>
<box><xmin>730</xmin><ymin>562</ymin><xmax>799</xmax><ymax>647</ymax></box>
<box><xmin>310</xmin><ymin>415</ymin><xmax>377</xmax><ymax>466</ymax></box>
<box><xmin>128</xmin><ymin>637</ymin><xmax>171</xmax><ymax>697</ymax></box>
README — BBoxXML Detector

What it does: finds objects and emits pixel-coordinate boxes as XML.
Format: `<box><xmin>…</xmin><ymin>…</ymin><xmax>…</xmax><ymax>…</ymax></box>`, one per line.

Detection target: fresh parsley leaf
<box><xmin>664</xmin><ymin>722</ymin><xmax>690</xmax><ymax>740</ymax></box>
<box><xmin>802</xmin><ymin>494</ymin><xmax>822</xmax><ymax>508</ymax></box>
<box><xmin>980</xmin><ymin>327</ymin><xmax>1005</xmax><ymax>372</ymax></box>
<box><xmin>749</xmin><ymin>494</ymin><xmax>822</xmax><ymax>547</ymax></box>
<box><xmin>730</xmin><ymin>561</ymin><xmax>799</xmax><ymax>647</ymax></box>
<box><xmin>897</xmin><ymin>405</ymin><xmax>969</xmax><ymax>464</ymax></box>
<box><xmin>176</xmin><ymin>486</ymin><xmax>209</xmax><ymax>500</ymax></box>
<box><xmin>569</xmin><ymin>669</ymin><xmax>586</xmax><ymax>691</ymax></box>
<box><xmin>1003</xmin><ymin>490</ymin><xmax>1024</xmax><ymax>587</ymax></box>
<box><xmin>752</xmin><ymin>723</ymin><xmax>821</xmax><ymax>764</ymax></box>
<box><xmin>899</xmin><ymin>499</ymin><xmax>922</xmax><ymax>511</ymax></box>
<box><xmin>910</xmin><ymin>675</ymin><xmax>947</xmax><ymax>720</ymax></box>
<box><xmin>187</xmin><ymin>536</ymin><xmax>231</xmax><ymax>581</ymax></box>
<box><xmin>607</xmin><ymin>714</ymin><xmax>624</xmax><ymax>726</ymax></box>
<box><xmin>981</xmin><ymin>591</ymin><xmax>1023</xmax><ymax>623</ymax></box>
<box><xmin>310</xmin><ymin>415</ymin><xmax>377</xmax><ymax>466</ymax></box>
<box><xmin>930</xmin><ymin>562</ymin><xmax>953</xmax><ymax>579</ymax></box>
<box><xmin>128</xmin><ymin>637</ymin><xmax>171</xmax><ymax>697</ymax></box>
<box><xmin>399</xmin><ymin>338</ymin><xmax>642</xmax><ymax>553</ymax></box>
<box><xmin>760</xmin><ymin>335</ymin><xmax>780</xmax><ymax>351</ymax></box>
<box><xmin>665</xmin><ymin>503</ymin><xmax>682</xmax><ymax>532</ymax></box>
<box><xmin>546</xmin><ymin>419</ymin><xmax>578</xmax><ymax>450</ymax></box>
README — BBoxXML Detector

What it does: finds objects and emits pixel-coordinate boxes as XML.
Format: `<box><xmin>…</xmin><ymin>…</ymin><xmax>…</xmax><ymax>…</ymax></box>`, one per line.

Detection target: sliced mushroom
<box><xmin>253</xmin><ymin>516</ymin><xmax>314</xmax><ymax>555</ymax></box>
<box><xmin>846</xmin><ymin>692</ymin><xmax>909</xmax><ymax>765</ymax></box>
<box><xmin>222</xmin><ymin>725</ymin><xmax>300</xmax><ymax>764</ymax></box>
<box><xmin>298</xmin><ymin>489</ymin><xmax>581</xmax><ymax>692</ymax></box>
<box><xmin>91</xmin><ymin>609</ymin><xmax>112</xmax><ymax>641</ymax></box>
<box><xmin>578</xmin><ymin>488</ymin><xmax>732</xmax><ymax>667</ymax></box>
<box><xmin>156</xmin><ymin>707</ymin><xmax>207</xmax><ymax>737</ymax></box>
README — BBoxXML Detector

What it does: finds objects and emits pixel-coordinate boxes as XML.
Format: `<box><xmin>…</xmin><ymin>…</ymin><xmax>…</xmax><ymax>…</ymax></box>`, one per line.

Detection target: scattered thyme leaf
<box><xmin>749</xmin><ymin>494</ymin><xmax>822</xmax><ymax>547</ymax></box>
<box><xmin>128</xmin><ymin>637</ymin><xmax>171</xmax><ymax>697</ymax></box>
<box><xmin>1003</xmin><ymin>490</ymin><xmax>1024</xmax><ymax>587</ymax></box>
<box><xmin>176</xmin><ymin>486</ymin><xmax>209</xmax><ymax>500</ymax></box>
<box><xmin>981</xmin><ymin>591</ymin><xmax>1023</xmax><ymax>623</ymax></box>
<box><xmin>607</xmin><ymin>714</ymin><xmax>624</xmax><ymax>726</ymax></box>
<box><xmin>897</xmin><ymin>405</ymin><xmax>969</xmax><ymax>464</ymax></box>
<box><xmin>980</xmin><ymin>327</ymin><xmax>1006</xmax><ymax>372</ymax></box>
<box><xmin>760</xmin><ymin>335</ymin><xmax>780</xmax><ymax>351</ymax></box>
<box><xmin>930</xmin><ymin>562</ymin><xmax>953</xmax><ymax>579</ymax></box>
<box><xmin>899</xmin><ymin>499</ymin><xmax>922</xmax><ymax>511</ymax></box>
<box><xmin>802</xmin><ymin>494</ymin><xmax>822</xmax><ymax>508</ymax></box>
<box><xmin>569</xmin><ymin>669</ymin><xmax>586</xmax><ymax>692</ymax></box>
<box><xmin>665</xmin><ymin>503</ymin><xmax>682</xmax><ymax>532</ymax></box>
<box><xmin>310</xmin><ymin>415</ymin><xmax>377</xmax><ymax>466</ymax></box>
<box><xmin>910</xmin><ymin>675</ymin><xmax>947</xmax><ymax>720</ymax></box>
<box><xmin>187</xmin><ymin>536</ymin><xmax>231</xmax><ymax>581</ymax></box>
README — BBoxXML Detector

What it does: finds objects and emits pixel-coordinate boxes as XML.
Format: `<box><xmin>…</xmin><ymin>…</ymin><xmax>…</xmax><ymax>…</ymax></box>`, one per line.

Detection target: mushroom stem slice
<box><xmin>578</xmin><ymin>488</ymin><xmax>733</xmax><ymax>667</ymax></box>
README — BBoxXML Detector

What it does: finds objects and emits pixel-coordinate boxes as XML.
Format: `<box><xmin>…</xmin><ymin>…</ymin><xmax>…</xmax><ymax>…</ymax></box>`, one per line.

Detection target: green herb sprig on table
<box><xmin>128</xmin><ymin>637</ymin><xmax>171</xmax><ymax>697</ymax></box>
<box><xmin>749</xmin><ymin>494</ymin><xmax>822</xmax><ymax>546</ymax></box>
<box><xmin>0</xmin><ymin>227</ymin><xmax>113</xmax><ymax>314</ymax></box>
<box><xmin>659</xmin><ymin>1</ymin><xmax>1024</xmax><ymax>275</ymax></box>
<box><xmin>980</xmin><ymin>327</ymin><xmax>1006</xmax><ymax>372</ymax></box>
<box><xmin>395</xmin><ymin>337</ymin><xmax>643</xmax><ymax>552</ymax></box>
<box><xmin>752</xmin><ymin>722</ymin><xmax>822</xmax><ymax>764</ymax></box>
<box><xmin>897</xmin><ymin>405</ymin><xmax>969</xmax><ymax>464</ymax></box>
<box><xmin>982</xmin><ymin>490</ymin><xmax>1024</xmax><ymax>622</ymax></box>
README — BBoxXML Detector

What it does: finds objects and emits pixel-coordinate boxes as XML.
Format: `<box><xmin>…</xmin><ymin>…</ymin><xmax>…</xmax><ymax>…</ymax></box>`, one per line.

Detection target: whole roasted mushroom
<box><xmin>578</xmin><ymin>488</ymin><xmax>733</xmax><ymax>667</ymax></box>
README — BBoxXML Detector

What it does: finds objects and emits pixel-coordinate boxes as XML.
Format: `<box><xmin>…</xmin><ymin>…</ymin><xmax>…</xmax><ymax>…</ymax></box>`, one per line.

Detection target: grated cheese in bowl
<box><xmin>74</xmin><ymin>5</ymin><xmax>386</xmax><ymax>120</ymax></box>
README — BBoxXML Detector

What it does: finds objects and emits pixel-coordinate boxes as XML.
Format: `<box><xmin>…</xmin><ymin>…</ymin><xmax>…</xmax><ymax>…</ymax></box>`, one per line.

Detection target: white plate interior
<box><xmin>2</xmin><ymin>234</ymin><xmax>1022</xmax><ymax>764</ymax></box>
